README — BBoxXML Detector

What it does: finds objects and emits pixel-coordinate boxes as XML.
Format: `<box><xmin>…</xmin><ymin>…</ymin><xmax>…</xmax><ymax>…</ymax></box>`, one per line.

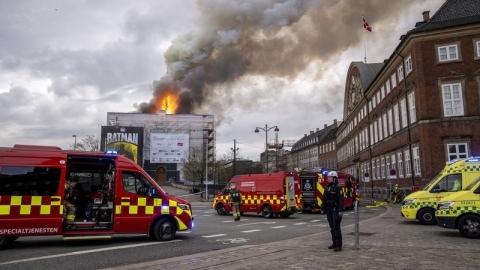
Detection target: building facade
<box><xmin>290</xmin><ymin>120</ymin><xmax>340</xmax><ymax>172</ymax></box>
<box><xmin>336</xmin><ymin>0</ymin><xmax>480</xmax><ymax>200</ymax></box>
<box><xmin>103</xmin><ymin>110</ymin><xmax>215</xmax><ymax>183</ymax></box>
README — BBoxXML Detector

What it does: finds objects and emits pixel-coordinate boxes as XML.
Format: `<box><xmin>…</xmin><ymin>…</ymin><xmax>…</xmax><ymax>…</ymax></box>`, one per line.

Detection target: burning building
<box><xmin>101</xmin><ymin>109</ymin><xmax>214</xmax><ymax>183</ymax></box>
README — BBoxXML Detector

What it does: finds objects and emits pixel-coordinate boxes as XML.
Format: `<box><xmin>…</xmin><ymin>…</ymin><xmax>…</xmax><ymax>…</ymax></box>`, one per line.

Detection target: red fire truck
<box><xmin>299</xmin><ymin>169</ymin><xmax>357</xmax><ymax>213</ymax></box>
<box><xmin>213</xmin><ymin>171</ymin><xmax>298</xmax><ymax>218</ymax></box>
<box><xmin>0</xmin><ymin>145</ymin><xmax>193</xmax><ymax>250</ymax></box>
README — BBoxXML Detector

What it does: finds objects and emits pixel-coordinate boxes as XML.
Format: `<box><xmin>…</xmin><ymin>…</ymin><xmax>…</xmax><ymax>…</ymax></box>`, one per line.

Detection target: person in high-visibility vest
<box><xmin>64</xmin><ymin>178</ymin><xmax>79</xmax><ymax>229</ymax></box>
<box><xmin>228</xmin><ymin>185</ymin><xmax>242</xmax><ymax>221</ymax></box>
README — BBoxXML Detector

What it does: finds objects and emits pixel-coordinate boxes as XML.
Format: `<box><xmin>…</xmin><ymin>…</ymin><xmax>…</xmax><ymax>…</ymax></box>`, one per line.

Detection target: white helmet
<box><xmin>327</xmin><ymin>171</ymin><xmax>338</xmax><ymax>177</ymax></box>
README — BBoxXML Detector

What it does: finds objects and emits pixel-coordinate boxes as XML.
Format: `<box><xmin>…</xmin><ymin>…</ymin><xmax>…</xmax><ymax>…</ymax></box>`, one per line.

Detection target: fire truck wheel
<box><xmin>216</xmin><ymin>204</ymin><xmax>227</xmax><ymax>215</ymax></box>
<box><xmin>153</xmin><ymin>219</ymin><xmax>176</xmax><ymax>241</ymax></box>
<box><xmin>458</xmin><ymin>215</ymin><xmax>480</xmax><ymax>239</ymax></box>
<box><xmin>0</xmin><ymin>237</ymin><xmax>7</xmax><ymax>250</ymax></box>
<box><xmin>417</xmin><ymin>208</ymin><xmax>436</xmax><ymax>225</ymax></box>
<box><xmin>0</xmin><ymin>236</ymin><xmax>16</xmax><ymax>250</ymax></box>
<box><xmin>261</xmin><ymin>205</ymin><xmax>274</xmax><ymax>218</ymax></box>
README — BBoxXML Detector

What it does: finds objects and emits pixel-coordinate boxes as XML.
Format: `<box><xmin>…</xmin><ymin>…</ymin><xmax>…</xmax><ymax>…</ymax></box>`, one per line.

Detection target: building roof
<box><xmin>353</xmin><ymin>62</ymin><xmax>385</xmax><ymax>91</ymax></box>
<box><xmin>409</xmin><ymin>0</ymin><xmax>480</xmax><ymax>34</ymax></box>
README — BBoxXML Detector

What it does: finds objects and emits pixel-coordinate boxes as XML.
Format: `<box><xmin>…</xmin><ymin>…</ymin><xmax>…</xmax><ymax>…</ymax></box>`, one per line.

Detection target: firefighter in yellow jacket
<box><xmin>228</xmin><ymin>185</ymin><xmax>242</xmax><ymax>221</ymax></box>
<box><xmin>64</xmin><ymin>177</ymin><xmax>78</xmax><ymax>229</ymax></box>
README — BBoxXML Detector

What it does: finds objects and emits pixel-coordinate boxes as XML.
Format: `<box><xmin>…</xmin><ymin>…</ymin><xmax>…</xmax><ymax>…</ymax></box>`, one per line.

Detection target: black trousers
<box><xmin>326</xmin><ymin>208</ymin><xmax>342</xmax><ymax>247</ymax></box>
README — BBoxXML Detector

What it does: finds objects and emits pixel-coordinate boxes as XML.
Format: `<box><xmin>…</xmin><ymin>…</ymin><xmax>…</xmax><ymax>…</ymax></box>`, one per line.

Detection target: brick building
<box><xmin>289</xmin><ymin>120</ymin><xmax>340</xmax><ymax>172</ymax></box>
<box><xmin>336</xmin><ymin>0</ymin><xmax>480</xmax><ymax>200</ymax></box>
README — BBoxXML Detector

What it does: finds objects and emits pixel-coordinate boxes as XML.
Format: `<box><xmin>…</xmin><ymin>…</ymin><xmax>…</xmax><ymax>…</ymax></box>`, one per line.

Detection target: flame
<box><xmin>152</xmin><ymin>91</ymin><xmax>179</xmax><ymax>114</ymax></box>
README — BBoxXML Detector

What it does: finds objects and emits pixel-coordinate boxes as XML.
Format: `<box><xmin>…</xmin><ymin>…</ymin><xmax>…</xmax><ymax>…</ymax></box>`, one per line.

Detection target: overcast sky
<box><xmin>0</xmin><ymin>0</ymin><xmax>446</xmax><ymax>161</ymax></box>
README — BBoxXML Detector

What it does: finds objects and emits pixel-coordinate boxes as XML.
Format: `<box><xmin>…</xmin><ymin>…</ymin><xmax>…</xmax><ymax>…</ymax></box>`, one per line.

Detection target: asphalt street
<box><xmin>104</xmin><ymin>200</ymin><xmax>480</xmax><ymax>270</ymax></box>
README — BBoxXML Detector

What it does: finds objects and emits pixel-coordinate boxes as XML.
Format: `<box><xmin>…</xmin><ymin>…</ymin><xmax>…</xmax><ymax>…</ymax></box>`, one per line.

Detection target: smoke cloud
<box><xmin>137</xmin><ymin>0</ymin><xmax>427</xmax><ymax>122</ymax></box>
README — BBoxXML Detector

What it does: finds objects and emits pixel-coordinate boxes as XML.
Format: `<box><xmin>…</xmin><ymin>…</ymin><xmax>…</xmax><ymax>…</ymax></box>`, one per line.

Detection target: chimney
<box><xmin>304</xmin><ymin>134</ymin><xmax>307</xmax><ymax>137</ymax></box>
<box><xmin>422</xmin><ymin>11</ymin><xmax>430</xmax><ymax>22</ymax></box>
<box><xmin>316</xmin><ymin>128</ymin><xmax>319</xmax><ymax>132</ymax></box>
<box><xmin>334</xmin><ymin>119</ymin><xmax>338</xmax><ymax>126</ymax></box>
<box><xmin>310</xmin><ymin>131</ymin><xmax>314</xmax><ymax>135</ymax></box>
<box><xmin>324</xmin><ymin>124</ymin><xmax>327</xmax><ymax>129</ymax></box>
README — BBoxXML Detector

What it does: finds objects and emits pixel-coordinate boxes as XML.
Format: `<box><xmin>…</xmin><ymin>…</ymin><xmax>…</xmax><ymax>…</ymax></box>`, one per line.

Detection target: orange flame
<box><xmin>152</xmin><ymin>91</ymin><xmax>179</xmax><ymax>114</ymax></box>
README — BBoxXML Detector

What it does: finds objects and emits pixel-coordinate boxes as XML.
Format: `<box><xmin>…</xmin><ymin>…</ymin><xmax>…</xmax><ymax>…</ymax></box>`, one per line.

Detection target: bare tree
<box><xmin>182</xmin><ymin>146</ymin><xmax>206</xmax><ymax>187</ymax></box>
<box><xmin>70</xmin><ymin>135</ymin><xmax>100</xmax><ymax>151</ymax></box>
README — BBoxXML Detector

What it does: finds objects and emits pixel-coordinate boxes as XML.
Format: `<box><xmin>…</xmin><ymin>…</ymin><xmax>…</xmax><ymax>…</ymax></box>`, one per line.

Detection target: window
<box><xmin>400</xmin><ymin>98</ymin><xmax>408</xmax><ymax>128</ymax></box>
<box><xmin>405</xmin><ymin>55</ymin><xmax>413</xmax><ymax>74</ymax></box>
<box><xmin>408</xmin><ymin>92</ymin><xmax>416</xmax><ymax>123</ymax></box>
<box><xmin>447</xmin><ymin>143</ymin><xmax>468</xmax><ymax>161</ymax></box>
<box><xmin>388</xmin><ymin>108</ymin><xmax>394</xmax><ymax>135</ymax></box>
<box><xmin>394</xmin><ymin>104</ymin><xmax>400</xmax><ymax>131</ymax></box>
<box><xmin>398</xmin><ymin>65</ymin><xmax>404</xmax><ymax>81</ymax></box>
<box><xmin>377</xmin><ymin>118</ymin><xmax>383</xmax><ymax>141</ymax></box>
<box><xmin>391</xmin><ymin>154</ymin><xmax>396</xmax><ymax>172</ymax></box>
<box><xmin>376</xmin><ymin>159</ymin><xmax>381</xmax><ymax>180</ymax></box>
<box><xmin>474</xmin><ymin>40</ymin><xmax>480</xmax><ymax>59</ymax></box>
<box><xmin>372</xmin><ymin>161</ymin><xmax>376</xmax><ymax>180</ymax></box>
<box><xmin>391</xmin><ymin>74</ymin><xmax>397</xmax><ymax>89</ymax></box>
<box><xmin>442</xmin><ymin>83</ymin><xmax>464</xmax><ymax>117</ymax></box>
<box><xmin>370</xmin><ymin>124</ymin><xmax>374</xmax><ymax>146</ymax></box>
<box><xmin>438</xmin><ymin>44</ymin><xmax>459</xmax><ymax>62</ymax></box>
<box><xmin>122</xmin><ymin>171</ymin><xmax>157</xmax><ymax>197</ymax></box>
<box><xmin>381</xmin><ymin>157</ymin><xmax>385</xmax><ymax>179</ymax></box>
<box><xmin>413</xmin><ymin>146</ymin><xmax>421</xmax><ymax>176</ymax></box>
<box><xmin>385</xmin><ymin>80</ymin><xmax>391</xmax><ymax>95</ymax></box>
<box><xmin>397</xmin><ymin>152</ymin><xmax>404</xmax><ymax>177</ymax></box>
<box><xmin>433</xmin><ymin>174</ymin><xmax>462</xmax><ymax>192</ymax></box>
<box><xmin>383</xmin><ymin>113</ymin><xmax>388</xmax><ymax>138</ymax></box>
<box><xmin>405</xmin><ymin>149</ymin><xmax>412</xmax><ymax>176</ymax></box>
<box><xmin>0</xmin><ymin>166</ymin><xmax>61</xmax><ymax>196</ymax></box>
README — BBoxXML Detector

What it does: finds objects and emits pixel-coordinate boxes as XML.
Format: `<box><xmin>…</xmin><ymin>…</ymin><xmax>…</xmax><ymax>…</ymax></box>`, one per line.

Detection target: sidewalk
<box><xmin>105</xmin><ymin>203</ymin><xmax>480</xmax><ymax>270</ymax></box>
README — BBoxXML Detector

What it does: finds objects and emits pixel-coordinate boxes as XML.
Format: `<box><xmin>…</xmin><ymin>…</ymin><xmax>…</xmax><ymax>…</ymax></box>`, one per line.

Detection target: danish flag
<box><xmin>363</xmin><ymin>16</ymin><xmax>372</xmax><ymax>32</ymax></box>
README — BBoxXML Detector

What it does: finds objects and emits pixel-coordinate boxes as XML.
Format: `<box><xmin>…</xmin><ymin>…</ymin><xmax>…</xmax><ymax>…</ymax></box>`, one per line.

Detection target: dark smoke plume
<box><xmin>137</xmin><ymin>0</ymin><xmax>427</xmax><ymax>122</ymax></box>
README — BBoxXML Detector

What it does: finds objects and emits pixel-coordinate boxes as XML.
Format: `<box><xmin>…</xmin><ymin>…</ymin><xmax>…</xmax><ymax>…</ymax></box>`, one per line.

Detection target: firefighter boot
<box><xmin>334</xmin><ymin>247</ymin><xmax>342</xmax><ymax>252</ymax></box>
<box><xmin>328</xmin><ymin>244</ymin><xmax>336</xmax><ymax>249</ymax></box>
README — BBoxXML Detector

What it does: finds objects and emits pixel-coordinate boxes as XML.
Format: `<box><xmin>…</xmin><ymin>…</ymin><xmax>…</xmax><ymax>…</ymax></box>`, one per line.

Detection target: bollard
<box><xmin>354</xmin><ymin>200</ymin><xmax>359</xmax><ymax>249</ymax></box>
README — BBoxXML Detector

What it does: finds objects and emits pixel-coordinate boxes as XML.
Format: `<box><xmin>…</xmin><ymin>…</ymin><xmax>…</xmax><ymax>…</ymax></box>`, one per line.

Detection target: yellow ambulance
<box><xmin>401</xmin><ymin>157</ymin><xmax>480</xmax><ymax>225</ymax></box>
<box><xmin>435</xmin><ymin>176</ymin><xmax>480</xmax><ymax>238</ymax></box>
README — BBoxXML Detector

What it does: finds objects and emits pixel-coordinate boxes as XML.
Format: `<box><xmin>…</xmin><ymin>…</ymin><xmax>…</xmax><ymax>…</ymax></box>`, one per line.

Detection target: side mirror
<box><xmin>149</xmin><ymin>187</ymin><xmax>160</xmax><ymax>198</ymax></box>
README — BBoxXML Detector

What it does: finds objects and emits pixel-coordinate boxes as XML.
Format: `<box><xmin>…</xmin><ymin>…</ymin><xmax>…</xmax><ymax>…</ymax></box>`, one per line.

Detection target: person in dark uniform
<box><xmin>64</xmin><ymin>177</ymin><xmax>79</xmax><ymax>229</ymax></box>
<box><xmin>323</xmin><ymin>171</ymin><xmax>344</xmax><ymax>252</ymax></box>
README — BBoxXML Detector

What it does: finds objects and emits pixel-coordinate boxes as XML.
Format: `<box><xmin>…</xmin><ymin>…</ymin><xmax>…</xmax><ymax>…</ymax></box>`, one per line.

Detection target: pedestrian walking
<box><xmin>229</xmin><ymin>184</ymin><xmax>242</xmax><ymax>221</ymax></box>
<box><xmin>323</xmin><ymin>171</ymin><xmax>344</xmax><ymax>252</ymax></box>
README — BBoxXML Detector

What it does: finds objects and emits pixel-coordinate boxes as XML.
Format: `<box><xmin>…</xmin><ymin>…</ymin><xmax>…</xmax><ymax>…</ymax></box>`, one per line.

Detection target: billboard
<box><xmin>101</xmin><ymin>126</ymin><xmax>144</xmax><ymax>165</ymax></box>
<box><xmin>150</xmin><ymin>133</ymin><xmax>189</xmax><ymax>164</ymax></box>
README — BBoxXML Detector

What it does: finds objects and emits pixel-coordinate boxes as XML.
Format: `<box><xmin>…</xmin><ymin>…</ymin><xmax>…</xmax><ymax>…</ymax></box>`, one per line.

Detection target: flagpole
<box><xmin>363</xmin><ymin>16</ymin><xmax>367</xmax><ymax>63</ymax></box>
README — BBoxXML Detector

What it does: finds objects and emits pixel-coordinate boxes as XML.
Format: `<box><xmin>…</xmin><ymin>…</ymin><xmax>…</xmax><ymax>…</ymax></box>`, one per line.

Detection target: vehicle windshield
<box><xmin>423</xmin><ymin>173</ymin><xmax>442</xmax><ymax>191</ymax></box>
<box><xmin>465</xmin><ymin>177</ymin><xmax>480</xmax><ymax>190</ymax></box>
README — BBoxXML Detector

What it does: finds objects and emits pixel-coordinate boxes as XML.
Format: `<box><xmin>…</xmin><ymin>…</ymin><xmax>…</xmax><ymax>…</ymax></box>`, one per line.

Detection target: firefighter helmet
<box><xmin>327</xmin><ymin>171</ymin><xmax>338</xmax><ymax>178</ymax></box>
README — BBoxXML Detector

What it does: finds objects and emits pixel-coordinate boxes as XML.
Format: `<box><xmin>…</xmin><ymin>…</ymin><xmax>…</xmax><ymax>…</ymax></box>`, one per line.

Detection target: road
<box><xmin>0</xmin><ymin>203</ymin><xmax>385</xmax><ymax>269</ymax></box>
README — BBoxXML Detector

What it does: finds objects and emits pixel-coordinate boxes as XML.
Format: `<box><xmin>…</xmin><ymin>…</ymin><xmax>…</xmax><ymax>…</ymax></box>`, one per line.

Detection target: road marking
<box><xmin>0</xmin><ymin>240</ymin><xmax>182</xmax><ymax>265</ymax></box>
<box><xmin>293</xmin><ymin>222</ymin><xmax>307</xmax><ymax>225</ymax></box>
<box><xmin>311</xmin><ymin>220</ymin><xmax>322</xmax><ymax>222</ymax></box>
<box><xmin>237</xmin><ymin>222</ymin><xmax>275</xmax><ymax>226</ymax></box>
<box><xmin>202</xmin><ymin>234</ymin><xmax>227</xmax><ymax>238</ymax></box>
<box><xmin>271</xmin><ymin>226</ymin><xmax>287</xmax><ymax>229</ymax></box>
<box><xmin>241</xmin><ymin>230</ymin><xmax>261</xmax><ymax>233</ymax></box>
<box><xmin>203</xmin><ymin>214</ymin><xmax>214</xmax><ymax>217</ymax></box>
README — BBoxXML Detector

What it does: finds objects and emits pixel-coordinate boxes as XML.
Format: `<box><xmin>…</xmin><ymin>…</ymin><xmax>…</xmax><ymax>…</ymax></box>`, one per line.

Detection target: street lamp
<box><xmin>255</xmin><ymin>124</ymin><xmax>279</xmax><ymax>174</ymax></box>
<box><xmin>72</xmin><ymin>135</ymin><xmax>77</xmax><ymax>150</ymax></box>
